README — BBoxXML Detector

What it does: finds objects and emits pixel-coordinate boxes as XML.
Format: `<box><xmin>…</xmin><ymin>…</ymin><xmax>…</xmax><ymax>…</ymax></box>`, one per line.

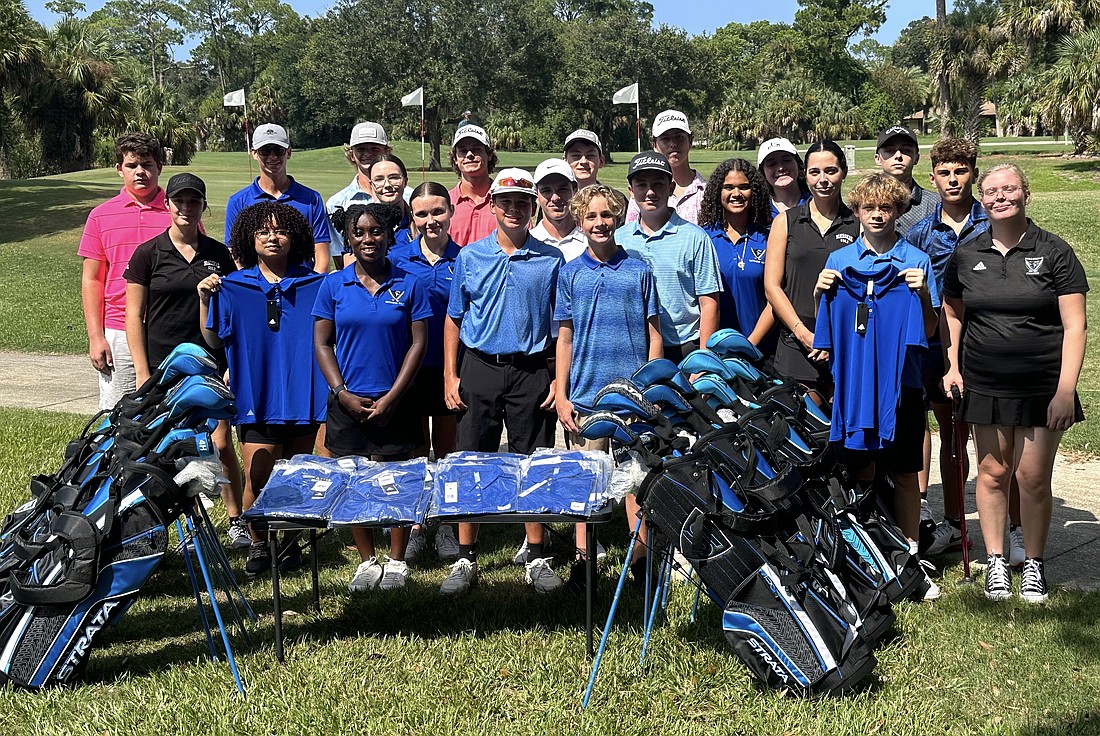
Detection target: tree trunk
<box><xmin>936</xmin><ymin>0</ymin><xmax>950</xmax><ymax>139</ymax></box>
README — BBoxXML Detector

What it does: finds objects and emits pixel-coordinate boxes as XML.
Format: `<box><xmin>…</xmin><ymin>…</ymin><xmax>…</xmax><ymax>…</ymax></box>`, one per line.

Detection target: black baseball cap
<box><xmin>876</xmin><ymin>125</ymin><xmax>919</xmax><ymax>151</ymax></box>
<box><xmin>627</xmin><ymin>151</ymin><xmax>672</xmax><ymax>181</ymax></box>
<box><xmin>165</xmin><ymin>173</ymin><xmax>206</xmax><ymax>199</ymax></box>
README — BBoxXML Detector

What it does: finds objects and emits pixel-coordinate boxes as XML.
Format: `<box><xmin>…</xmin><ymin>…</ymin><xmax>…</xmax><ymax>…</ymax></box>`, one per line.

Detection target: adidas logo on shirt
<box><xmin>973</xmin><ymin>261</ymin><xmax>987</xmax><ymax>271</ymax></box>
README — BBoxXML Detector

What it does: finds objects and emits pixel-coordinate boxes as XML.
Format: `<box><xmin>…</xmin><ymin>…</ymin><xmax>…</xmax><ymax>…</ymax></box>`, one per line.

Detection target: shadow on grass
<box><xmin>1016</xmin><ymin>708</ymin><xmax>1100</xmax><ymax>736</ymax></box>
<box><xmin>0</xmin><ymin>179</ymin><xmax>119</xmax><ymax>244</ymax></box>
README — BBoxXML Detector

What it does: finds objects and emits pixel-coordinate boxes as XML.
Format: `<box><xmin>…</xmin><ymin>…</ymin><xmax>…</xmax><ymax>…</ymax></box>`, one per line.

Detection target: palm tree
<box><xmin>29</xmin><ymin>18</ymin><xmax>132</xmax><ymax>172</ymax></box>
<box><xmin>124</xmin><ymin>81</ymin><xmax>197</xmax><ymax>164</ymax></box>
<box><xmin>0</xmin><ymin>0</ymin><xmax>45</xmax><ymax>177</ymax></box>
<box><xmin>1039</xmin><ymin>28</ymin><xmax>1100</xmax><ymax>153</ymax></box>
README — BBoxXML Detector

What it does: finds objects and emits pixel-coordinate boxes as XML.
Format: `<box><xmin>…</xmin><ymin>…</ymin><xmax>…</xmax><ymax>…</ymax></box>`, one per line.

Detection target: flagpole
<box><xmin>420</xmin><ymin>96</ymin><xmax>426</xmax><ymax>182</ymax></box>
<box><xmin>244</xmin><ymin>93</ymin><xmax>253</xmax><ymax>180</ymax></box>
<box><xmin>635</xmin><ymin>82</ymin><xmax>641</xmax><ymax>153</ymax></box>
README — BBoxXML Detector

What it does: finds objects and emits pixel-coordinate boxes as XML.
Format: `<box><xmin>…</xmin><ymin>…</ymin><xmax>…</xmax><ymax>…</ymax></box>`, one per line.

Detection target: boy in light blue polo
<box><xmin>555</xmin><ymin>184</ymin><xmax>661</xmax><ymax>594</ymax></box>
<box><xmin>616</xmin><ymin>151</ymin><xmax>721</xmax><ymax>361</ymax></box>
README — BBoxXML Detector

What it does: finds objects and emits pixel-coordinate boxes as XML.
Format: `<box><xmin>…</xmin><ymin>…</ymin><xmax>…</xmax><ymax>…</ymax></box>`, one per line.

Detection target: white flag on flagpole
<box><xmin>401</xmin><ymin>87</ymin><xmax>424</xmax><ymax>107</ymax></box>
<box><xmin>612</xmin><ymin>82</ymin><xmax>638</xmax><ymax>105</ymax></box>
<box><xmin>223</xmin><ymin>88</ymin><xmax>245</xmax><ymax>107</ymax></box>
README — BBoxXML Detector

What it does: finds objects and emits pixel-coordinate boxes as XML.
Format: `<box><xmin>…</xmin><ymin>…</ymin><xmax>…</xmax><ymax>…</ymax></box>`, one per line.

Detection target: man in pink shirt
<box><xmin>448</xmin><ymin>124</ymin><xmax>498</xmax><ymax>246</ymax></box>
<box><xmin>79</xmin><ymin>133</ymin><xmax>171</xmax><ymax>409</ymax></box>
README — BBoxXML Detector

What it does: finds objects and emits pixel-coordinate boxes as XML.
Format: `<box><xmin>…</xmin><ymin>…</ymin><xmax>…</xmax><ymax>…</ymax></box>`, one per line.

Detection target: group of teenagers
<box><xmin>78</xmin><ymin>110</ymin><xmax>1087</xmax><ymax>604</ymax></box>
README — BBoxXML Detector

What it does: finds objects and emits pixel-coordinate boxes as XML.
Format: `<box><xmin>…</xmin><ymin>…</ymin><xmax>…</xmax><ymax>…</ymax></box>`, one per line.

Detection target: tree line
<box><xmin>1</xmin><ymin>0</ymin><xmax>1097</xmax><ymax>179</ymax></box>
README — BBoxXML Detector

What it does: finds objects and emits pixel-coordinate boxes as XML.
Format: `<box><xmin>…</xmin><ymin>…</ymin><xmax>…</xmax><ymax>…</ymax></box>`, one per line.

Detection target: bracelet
<box><xmin>792</xmin><ymin>321</ymin><xmax>804</xmax><ymax>331</ymax></box>
<box><xmin>329</xmin><ymin>383</ymin><xmax>347</xmax><ymax>398</ymax></box>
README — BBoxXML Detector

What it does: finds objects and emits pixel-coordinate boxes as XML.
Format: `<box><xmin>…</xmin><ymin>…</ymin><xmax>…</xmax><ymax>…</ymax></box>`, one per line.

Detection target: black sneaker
<box><xmin>562</xmin><ymin>559</ymin><xmax>588</xmax><ymax>598</ymax></box>
<box><xmin>245</xmin><ymin>543</ymin><xmax>272</xmax><ymax>578</ymax></box>
<box><xmin>277</xmin><ymin>540</ymin><xmax>304</xmax><ymax>574</ymax></box>
<box><xmin>984</xmin><ymin>553</ymin><xmax>1012</xmax><ymax>601</ymax></box>
<box><xmin>1019</xmin><ymin>558</ymin><xmax>1048</xmax><ymax>603</ymax></box>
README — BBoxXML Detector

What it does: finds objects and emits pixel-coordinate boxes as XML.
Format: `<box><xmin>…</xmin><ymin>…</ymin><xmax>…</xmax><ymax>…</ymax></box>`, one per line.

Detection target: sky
<box><xmin>25</xmin><ymin>0</ymin><xmax>950</xmax><ymax>52</ymax></box>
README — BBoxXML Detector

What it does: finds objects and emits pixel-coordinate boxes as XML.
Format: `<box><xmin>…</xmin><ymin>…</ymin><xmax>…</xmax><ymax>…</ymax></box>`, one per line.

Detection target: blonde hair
<box><xmin>570</xmin><ymin>184</ymin><xmax>627</xmax><ymax>224</ymax></box>
<box><xmin>848</xmin><ymin>172</ymin><xmax>911</xmax><ymax>211</ymax></box>
<box><xmin>977</xmin><ymin>163</ymin><xmax>1030</xmax><ymax>198</ymax></box>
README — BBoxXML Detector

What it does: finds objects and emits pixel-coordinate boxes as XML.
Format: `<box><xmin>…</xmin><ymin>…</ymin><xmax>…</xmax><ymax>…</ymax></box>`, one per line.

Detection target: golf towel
<box><xmin>329</xmin><ymin>459</ymin><xmax>431</xmax><ymax>526</ymax></box>
<box><xmin>431</xmin><ymin>452</ymin><xmax>525</xmax><ymax>515</ymax></box>
<box><xmin>518</xmin><ymin>450</ymin><xmax>613</xmax><ymax>515</ymax></box>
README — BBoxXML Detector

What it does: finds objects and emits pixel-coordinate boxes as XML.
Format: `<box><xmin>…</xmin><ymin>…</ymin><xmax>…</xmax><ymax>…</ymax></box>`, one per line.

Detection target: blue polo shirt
<box><xmin>225</xmin><ymin>177</ymin><xmax>331</xmax><ymax>249</ymax></box>
<box><xmin>906</xmin><ymin>199</ymin><xmax>989</xmax><ymax>297</ymax></box>
<box><xmin>312</xmin><ymin>262</ymin><xmax>432</xmax><ymax>396</ymax></box>
<box><xmin>616</xmin><ymin>212</ymin><xmax>721</xmax><ymax>346</ymax></box>
<box><xmin>208</xmin><ymin>265</ymin><xmax>327</xmax><ymax>425</ymax></box>
<box><xmin>447</xmin><ymin>231</ymin><xmax>564</xmax><ymax>355</ymax></box>
<box><xmin>769</xmin><ymin>191</ymin><xmax>810</xmax><ymax>219</ymax></box>
<box><xmin>555</xmin><ymin>249</ymin><xmax>659</xmax><ymax>407</ymax></box>
<box><xmin>390</xmin><ymin>236</ymin><xmax>461</xmax><ymax>368</ymax></box>
<box><xmin>705</xmin><ymin>224</ymin><xmax>775</xmax><ymax>352</ymax></box>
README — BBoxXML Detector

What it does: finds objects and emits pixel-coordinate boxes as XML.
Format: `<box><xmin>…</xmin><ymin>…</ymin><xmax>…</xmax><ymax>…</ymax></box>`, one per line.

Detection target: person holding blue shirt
<box><xmin>699</xmin><ymin>158</ymin><xmax>777</xmax><ymax>355</ymax></box>
<box><xmin>313</xmin><ymin>203</ymin><xmax>431</xmax><ymax>592</ymax></box>
<box><xmin>555</xmin><ymin>184</ymin><xmax>662</xmax><ymax>594</ymax></box>
<box><xmin>442</xmin><ymin>168</ymin><xmax>565</xmax><ymax>595</ymax></box>
<box><xmin>617</xmin><ymin>151</ymin><xmax>721</xmax><ymax>361</ymax></box>
<box><xmin>813</xmin><ymin>172</ymin><xmax>941</xmax><ymax>601</ymax></box>
<box><xmin>906</xmin><ymin>137</ymin><xmax>991</xmax><ymax>558</ymax></box>
<box><xmin>390</xmin><ymin>181</ymin><xmax>463</xmax><ymax>563</ymax></box>
<box><xmin>224</xmin><ymin>123</ymin><xmax>332</xmax><ymax>272</ymax></box>
<box><xmin>758</xmin><ymin>137</ymin><xmax>809</xmax><ymax>219</ymax></box>
<box><xmin>198</xmin><ymin>202</ymin><xmax>327</xmax><ymax>578</ymax></box>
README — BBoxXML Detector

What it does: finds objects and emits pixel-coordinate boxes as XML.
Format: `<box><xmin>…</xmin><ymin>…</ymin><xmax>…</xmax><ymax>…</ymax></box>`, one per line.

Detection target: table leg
<box><xmin>310</xmin><ymin>529</ymin><xmax>321</xmax><ymax>614</ymax></box>
<box><xmin>271</xmin><ymin>530</ymin><xmax>283</xmax><ymax>663</ymax></box>
<box><xmin>586</xmin><ymin>522</ymin><xmax>597</xmax><ymax>659</ymax></box>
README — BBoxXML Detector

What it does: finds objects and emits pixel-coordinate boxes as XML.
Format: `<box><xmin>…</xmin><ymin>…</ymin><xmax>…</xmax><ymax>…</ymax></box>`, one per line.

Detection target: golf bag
<box><xmin>0</xmin><ymin>344</ymin><xmax>236</xmax><ymax>690</ymax></box>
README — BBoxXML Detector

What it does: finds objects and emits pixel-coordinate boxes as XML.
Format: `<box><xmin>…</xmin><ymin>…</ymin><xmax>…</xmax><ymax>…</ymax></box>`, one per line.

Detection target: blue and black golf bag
<box><xmin>0</xmin><ymin>344</ymin><xmax>236</xmax><ymax>690</ymax></box>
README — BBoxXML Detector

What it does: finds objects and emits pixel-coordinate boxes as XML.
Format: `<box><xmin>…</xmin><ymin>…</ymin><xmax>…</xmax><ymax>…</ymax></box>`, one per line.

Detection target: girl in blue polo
<box><xmin>314</xmin><ymin>202</ymin><xmax>431</xmax><ymax>593</ymax></box>
<box><xmin>197</xmin><ymin>201</ymin><xmax>327</xmax><ymax>578</ymax></box>
<box><xmin>699</xmin><ymin>158</ymin><xmax>777</xmax><ymax>356</ymax></box>
<box><xmin>369</xmin><ymin>154</ymin><xmax>413</xmax><ymax>246</ymax></box>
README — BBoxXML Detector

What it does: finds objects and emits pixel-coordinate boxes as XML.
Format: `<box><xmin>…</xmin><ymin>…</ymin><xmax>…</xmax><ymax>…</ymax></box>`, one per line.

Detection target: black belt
<box><xmin>468</xmin><ymin>347</ymin><xmax>550</xmax><ymax>366</ymax></box>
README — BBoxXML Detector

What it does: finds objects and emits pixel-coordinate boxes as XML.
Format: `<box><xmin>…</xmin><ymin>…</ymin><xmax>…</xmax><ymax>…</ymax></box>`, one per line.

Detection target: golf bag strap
<box><xmin>754</xmin><ymin>538</ymin><xmax>812</xmax><ymax>588</ymax></box>
<box><xmin>9</xmin><ymin>512</ymin><xmax>100</xmax><ymax>606</ymax></box>
<box><xmin>117</xmin><ymin>459</ymin><xmax>182</xmax><ymax>501</ymax></box>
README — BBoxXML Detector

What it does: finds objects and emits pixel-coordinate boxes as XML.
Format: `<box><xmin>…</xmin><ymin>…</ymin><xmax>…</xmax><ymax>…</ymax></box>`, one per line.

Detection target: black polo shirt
<box><xmin>124</xmin><ymin>230</ymin><xmax>237</xmax><ymax>368</ymax></box>
<box><xmin>943</xmin><ymin>220</ymin><xmax>1088</xmax><ymax>397</ymax></box>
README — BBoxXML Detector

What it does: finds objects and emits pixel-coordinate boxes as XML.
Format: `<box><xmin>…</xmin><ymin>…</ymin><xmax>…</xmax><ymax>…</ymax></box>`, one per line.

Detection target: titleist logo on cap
<box><xmin>633</xmin><ymin>155</ymin><xmax>666</xmax><ymax>167</ymax></box>
<box><xmin>656</xmin><ymin>112</ymin><xmax>686</xmax><ymax>125</ymax></box>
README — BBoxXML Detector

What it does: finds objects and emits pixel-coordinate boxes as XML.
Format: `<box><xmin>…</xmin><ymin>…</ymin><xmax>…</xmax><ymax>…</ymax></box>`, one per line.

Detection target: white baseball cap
<box><xmin>490</xmin><ymin>167</ymin><xmax>536</xmax><ymax>197</ymax></box>
<box><xmin>652</xmin><ymin>110</ymin><xmax>690</xmax><ymax>138</ymax></box>
<box><xmin>757</xmin><ymin>137</ymin><xmax>799</xmax><ymax>166</ymax></box>
<box><xmin>251</xmin><ymin>123</ymin><xmax>290</xmax><ymax>150</ymax></box>
<box><xmin>534</xmin><ymin>159</ymin><xmax>576</xmax><ymax>185</ymax></box>
<box><xmin>349</xmin><ymin>122</ymin><xmax>389</xmax><ymax>147</ymax></box>
<box><xmin>453</xmin><ymin>124</ymin><xmax>490</xmax><ymax>147</ymax></box>
<box><xmin>563</xmin><ymin>129</ymin><xmax>602</xmax><ymax>153</ymax></box>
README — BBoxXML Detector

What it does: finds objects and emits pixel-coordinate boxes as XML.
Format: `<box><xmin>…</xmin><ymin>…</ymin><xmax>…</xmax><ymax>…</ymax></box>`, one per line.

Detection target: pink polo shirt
<box><xmin>449</xmin><ymin>182</ymin><xmax>494</xmax><ymax>246</ymax></box>
<box><xmin>78</xmin><ymin>188</ymin><xmax>173</xmax><ymax>330</ymax></box>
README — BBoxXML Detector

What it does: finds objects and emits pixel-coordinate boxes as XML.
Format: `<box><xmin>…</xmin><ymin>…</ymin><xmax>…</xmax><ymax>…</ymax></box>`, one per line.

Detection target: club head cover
<box><xmin>679</xmin><ymin>350</ymin><xmax>736</xmax><ymax>381</ymax></box>
<box><xmin>705</xmin><ymin>328</ymin><xmax>764</xmax><ymax>363</ymax></box>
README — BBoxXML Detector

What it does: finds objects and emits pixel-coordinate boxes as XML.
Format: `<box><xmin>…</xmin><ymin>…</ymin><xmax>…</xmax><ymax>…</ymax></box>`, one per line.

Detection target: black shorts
<box><xmin>406</xmin><ymin>365</ymin><xmax>456</xmax><ymax>418</ymax></box>
<box><xmin>961</xmin><ymin>390</ymin><xmax>1085</xmax><ymax>428</ymax></box>
<box><xmin>662</xmin><ymin>340</ymin><xmax>700</xmax><ymax>363</ymax></box>
<box><xmin>236</xmin><ymin>422</ymin><xmax>319</xmax><ymax>445</ymax></box>
<box><xmin>324</xmin><ymin>391</ymin><xmax>421</xmax><ymax>458</ymax></box>
<box><xmin>456</xmin><ymin>348</ymin><xmax>554</xmax><ymax>454</ymax></box>
<box><xmin>921</xmin><ymin>340</ymin><xmax>949</xmax><ymax>406</ymax></box>
<box><xmin>840</xmin><ymin>387</ymin><xmax>925</xmax><ymax>476</ymax></box>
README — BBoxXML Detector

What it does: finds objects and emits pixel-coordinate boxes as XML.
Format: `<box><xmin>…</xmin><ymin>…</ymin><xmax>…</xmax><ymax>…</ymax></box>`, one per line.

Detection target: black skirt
<box><xmin>961</xmin><ymin>390</ymin><xmax>1085</xmax><ymax>428</ymax></box>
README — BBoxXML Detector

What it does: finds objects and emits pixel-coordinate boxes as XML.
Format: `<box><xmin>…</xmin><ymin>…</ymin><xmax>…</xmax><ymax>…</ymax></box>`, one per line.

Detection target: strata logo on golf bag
<box><xmin>0</xmin><ymin>343</ymin><xmax>238</xmax><ymax>691</ymax></box>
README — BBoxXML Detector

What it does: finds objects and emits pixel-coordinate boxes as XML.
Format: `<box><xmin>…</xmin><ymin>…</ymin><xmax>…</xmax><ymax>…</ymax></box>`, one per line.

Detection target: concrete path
<box><xmin>1</xmin><ymin>349</ymin><xmax>1097</xmax><ymax>591</ymax></box>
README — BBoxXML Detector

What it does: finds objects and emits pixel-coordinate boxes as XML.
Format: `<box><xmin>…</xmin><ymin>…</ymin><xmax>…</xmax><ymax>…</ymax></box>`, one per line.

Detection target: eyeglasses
<box><xmin>255</xmin><ymin>147</ymin><xmax>287</xmax><ymax>158</ymax></box>
<box><xmin>371</xmin><ymin>174</ymin><xmax>406</xmax><ymax>186</ymax></box>
<box><xmin>496</xmin><ymin>177</ymin><xmax>533</xmax><ymax>189</ymax></box>
<box><xmin>981</xmin><ymin>184</ymin><xmax>1023</xmax><ymax>198</ymax></box>
<box><xmin>255</xmin><ymin>228</ymin><xmax>290</xmax><ymax>240</ymax></box>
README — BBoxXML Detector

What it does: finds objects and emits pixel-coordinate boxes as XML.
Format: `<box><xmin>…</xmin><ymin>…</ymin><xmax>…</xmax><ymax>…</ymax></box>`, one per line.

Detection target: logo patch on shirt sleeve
<box><xmin>972</xmin><ymin>261</ymin><xmax>987</xmax><ymax>271</ymax></box>
<box><xmin>1024</xmin><ymin>256</ymin><xmax>1044</xmax><ymax>275</ymax></box>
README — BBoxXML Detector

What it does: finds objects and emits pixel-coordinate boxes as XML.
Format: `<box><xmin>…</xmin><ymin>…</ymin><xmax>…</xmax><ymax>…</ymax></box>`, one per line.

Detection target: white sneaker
<box><xmin>1009</xmin><ymin>526</ymin><xmax>1026</xmax><ymax>569</ymax></box>
<box><xmin>918</xmin><ymin>559</ymin><xmax>942</xmax><ymax>601</ymax></box>
<box><xmin>404</xmin><ymin>530</ymin><xmax>426</xmax><ymax>562</ymax></box>
<box><xmin>348</xmin><ymin>557</ymin><xmax>383</xmax><ymax>592</ymax></box>
<box><xmin>440</xmin><ymin>558</ymin><xmax>478</xmax><ymax>595</ymax></box>
<box><xmin>435</xmin><ymin>524</ymin><xmax>460</xmax><ymax>560</ymax></box>
<box><xmin>926</xmin><ymin>520</ymin><xmax>964</xmax><ymax>555</ymax></box>
<box><xmin>524</xmin><ymin>557</ymin><xmax>563</xmax><ymax>593</ymax></box>
<box><xmin>379</xmin><ymin>558</ymin><xmax>409</xmax><ymax>590</ymax></box>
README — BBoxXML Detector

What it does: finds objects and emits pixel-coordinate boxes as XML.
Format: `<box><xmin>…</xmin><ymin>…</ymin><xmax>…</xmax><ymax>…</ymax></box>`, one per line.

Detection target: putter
<box><xmin>950</xmin><ymin>386</ymin><xmax>973</xmax><ymax>584</ymax></box>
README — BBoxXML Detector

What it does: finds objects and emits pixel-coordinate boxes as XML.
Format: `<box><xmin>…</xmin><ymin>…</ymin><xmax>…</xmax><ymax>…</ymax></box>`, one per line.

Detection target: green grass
<box><xmin>3</xmin><ymin>141</ymin><xmax>1098</xmax><ymax>452</ymax></box>
<box><xmin>0</xmin><ymin>405</ymin><xmax>1099</xmax><ymax>734</ymax></box>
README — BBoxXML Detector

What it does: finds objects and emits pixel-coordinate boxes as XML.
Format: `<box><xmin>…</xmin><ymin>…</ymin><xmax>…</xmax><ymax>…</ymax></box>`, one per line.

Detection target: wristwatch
<box><xmin>329</xmin><ymin>383</ymin><xmax>347</xmax><ymax>398</ymax></box>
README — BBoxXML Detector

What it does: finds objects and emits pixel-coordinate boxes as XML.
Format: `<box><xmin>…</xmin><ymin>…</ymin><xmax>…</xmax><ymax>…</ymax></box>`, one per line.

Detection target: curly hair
<box><xmin>569</xmin><ymin>184</ymin><xmax>626</xmax><ymax>223</ymax></box>
<box><xmin>930</xmin><ymin>137</ymin><xmax>978</xmax><ymax>169</ymax></box>
<box><xmin>698</xmin><ymin>158</ymin><xmax>771</xmax><ymax>231</ymax></box>
<box><xmin>330</xmin><ymin>202</ymin><xmax>402</xmax><ymax>253</ymax></box>
<box><xmin>848</xmin><ymin>172</ymin><xmax>911</xmax><ymax>212</ymax></box>
<box><xmin>229</xmin><ymin>202</ymin><xmax>315</xmax><ymax>267</ymax></box>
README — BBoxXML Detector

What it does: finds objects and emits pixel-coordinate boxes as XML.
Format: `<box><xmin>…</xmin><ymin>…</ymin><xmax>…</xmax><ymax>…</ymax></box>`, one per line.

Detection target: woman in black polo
<box><xmin>763</xmin><ymin>140</ymin><xmax>859</xmax><ymax>398</ymax></box>
<box><xmin>942</xmin><ymin>163</ymin><xmax>1088</xmax><ymax>604</ymax></box>
<box><xmin>123</xmin><ymin>173</ymin><xmax>247</xmax><ymax>550</ymax></box>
